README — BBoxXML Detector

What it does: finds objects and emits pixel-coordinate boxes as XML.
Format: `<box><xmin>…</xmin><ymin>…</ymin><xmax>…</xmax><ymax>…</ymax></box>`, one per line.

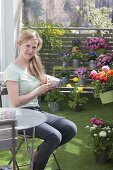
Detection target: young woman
<box><xmin>3</xmin><ymin>29</ymin><xmax>77</xmax><ymax>170</ymax></box>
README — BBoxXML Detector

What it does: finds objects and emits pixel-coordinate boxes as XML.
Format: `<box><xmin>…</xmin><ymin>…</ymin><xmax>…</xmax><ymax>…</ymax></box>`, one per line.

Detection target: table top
<box><xmin>0</xmin><ymin>108</ymin><xmax>47</xmax><ymax>130</ymax></box>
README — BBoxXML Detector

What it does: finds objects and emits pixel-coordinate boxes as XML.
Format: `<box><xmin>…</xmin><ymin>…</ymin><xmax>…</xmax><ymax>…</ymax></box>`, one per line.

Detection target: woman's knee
<box><xmin>69</xmin><ymin>121</ymin><xmax>77</xmax><ymax>137</ymax></box>
<box><xmin>63</xmin><ymin>119</ymin><xmax>77</xmax><ymax>137</ymax></box>
<box><xmin>45</xmin><ymin>130</ymin><xmax>62</xmax><ymax>147</ymax></box>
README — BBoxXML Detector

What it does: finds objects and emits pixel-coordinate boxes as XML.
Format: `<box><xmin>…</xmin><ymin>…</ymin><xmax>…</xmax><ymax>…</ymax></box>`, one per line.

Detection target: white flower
<box><xmin>85</xmin><ymin>126</ymin><xmax>89</xmax><ymax>128</ymax></box>
<box><xmin>90</xmin><ymin>127</ymin><xmax>96</xmax><ymax>131</ymax></box>
<box><xmin>94</xmin><ymin>134</ymin><xmax>97</xmax><ymax>136</ymax></box>
<box><xmin>93</xmin><ymin>124</ymin><xmax>98</xmax><ymax>128</ymax></box>
<box><xmin>99</xmin><ymin>131</ymin><xmax>107</xmax><ymax>137</ymax></box>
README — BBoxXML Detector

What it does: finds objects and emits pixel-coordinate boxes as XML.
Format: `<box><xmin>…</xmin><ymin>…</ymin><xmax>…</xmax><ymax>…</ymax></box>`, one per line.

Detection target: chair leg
<box><xmin>52</xmin><ymin>152</ymin><xmax>61</xmax><ymax>170</ymax></box>
<box><xmin>8</xmin><ymin>137</ymin><xmax>25</xmax><ymax>170</ymax></box>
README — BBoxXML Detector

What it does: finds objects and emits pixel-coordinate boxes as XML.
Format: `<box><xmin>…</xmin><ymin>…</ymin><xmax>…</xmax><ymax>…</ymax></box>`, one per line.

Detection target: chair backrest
<box><xmin>0</xmin><ymin>119</ymin><xmax>18</xmax><ymax>170</ymax></box>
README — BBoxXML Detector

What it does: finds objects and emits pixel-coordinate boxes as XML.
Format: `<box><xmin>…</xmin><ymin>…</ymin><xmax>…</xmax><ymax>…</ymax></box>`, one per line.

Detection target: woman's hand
<box><xmin>33</xmin><ymin>83</ymin><xmax>55</xmax><ymax>96</ymax></box>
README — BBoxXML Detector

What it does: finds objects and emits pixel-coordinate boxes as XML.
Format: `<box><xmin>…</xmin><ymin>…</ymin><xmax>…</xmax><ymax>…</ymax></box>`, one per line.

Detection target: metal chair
<box><xmin>0</xmin><ymin>86</ymin><xmax>61</xmax><ymax>170</ymax></box>
<box><xmin>8</xmin><ymin>134</ymin><xmax>61</xmax><ymax>170</ymax></box>
<box><xmin>0</xmin><ymin>119</ymin><xmax>17</xmax><ymax>170</ymax></box>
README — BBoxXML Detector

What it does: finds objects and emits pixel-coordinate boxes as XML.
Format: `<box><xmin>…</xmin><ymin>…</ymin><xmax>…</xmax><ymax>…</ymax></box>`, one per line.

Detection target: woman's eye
<box><xmin>32</xmin><ymin>46</ymin><xmax>37</xmax><ymax>49</ymax></box>
<box><xmin>26</xmin><ymin>45</ymin><xmax>30</xmax><ymax>48</ymax></box>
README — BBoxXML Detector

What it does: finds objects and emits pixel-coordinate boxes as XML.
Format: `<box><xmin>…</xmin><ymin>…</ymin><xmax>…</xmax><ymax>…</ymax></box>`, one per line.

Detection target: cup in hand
<box><xmin>47</xmin><ymin>75</ymin><xmax>60</xmax><ymax>87</ymax></box>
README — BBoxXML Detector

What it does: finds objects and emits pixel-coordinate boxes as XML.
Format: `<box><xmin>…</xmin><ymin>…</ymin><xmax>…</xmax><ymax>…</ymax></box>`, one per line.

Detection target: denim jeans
<box><xmin>19</xmin><ymin>106</ymin><xmax>77</xmax><ymax>170</ymax></box>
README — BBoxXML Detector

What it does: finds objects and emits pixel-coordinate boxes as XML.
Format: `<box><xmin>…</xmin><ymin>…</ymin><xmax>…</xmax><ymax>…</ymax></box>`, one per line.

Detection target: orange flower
<box><xmin>107</xmin><ymin>70</ymin><xmax>113</xmax><ymax>76</ymax></box>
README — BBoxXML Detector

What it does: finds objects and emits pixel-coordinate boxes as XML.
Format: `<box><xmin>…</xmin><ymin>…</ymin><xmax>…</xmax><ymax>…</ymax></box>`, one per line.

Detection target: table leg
<box><xmin>23</xmin><ymin>127</ymin><xmax>35</xmax><ymax>170</ymax></box>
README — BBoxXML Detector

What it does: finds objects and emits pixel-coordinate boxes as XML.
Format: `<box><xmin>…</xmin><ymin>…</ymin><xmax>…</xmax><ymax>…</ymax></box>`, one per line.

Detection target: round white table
<box><xmin>15</xmin><ymin>108</ymin><xmax>47</xmax><ymax>130</ymax></box>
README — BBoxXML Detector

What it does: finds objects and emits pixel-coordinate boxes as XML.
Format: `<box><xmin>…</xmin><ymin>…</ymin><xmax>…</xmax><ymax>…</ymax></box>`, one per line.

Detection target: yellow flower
<box><xmin>66</xmin><ymin>84</ymin><xmax>72</xmax><ymax>88</ymax></box>
<box><xmin>72</xmin><ymin>77</ymin><xmax>78</xmax><ymax>82</ymax></box>
<box><xmin>77</xmin><ymin>86</ymin><xmax>83</xmax><ymax>93</ymax></box>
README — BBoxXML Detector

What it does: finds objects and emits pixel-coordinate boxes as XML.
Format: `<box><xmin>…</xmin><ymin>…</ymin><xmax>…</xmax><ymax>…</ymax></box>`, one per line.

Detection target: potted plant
<box><xmin>71</xmin><ymin>39</ymin><xmax>82</xmax><ymax>68</ymax></box>
<box><xmin>85</xmin><ymin>37</ymin><xmax>109</xmax><ymax>56</ymax></box>
<box><xmin>72</xmin><ymin>39</ymin><xmax>81</xmax><ymax>47</ymax></box>
<box><xmin>74</xmin><ymin>67</ymin><xmax>87</xmax><ymax>86</ymax></box>
<box><xmin>67</xmin><ymin>83</ymin><xmax>88</xmax><ymax>111</ymax></box>
<box><xmin>61</xmin><ymin>52</ymin><xmax>71</xmax><ymax>68</ymax></box>
<box><xmin>59</xmin><ymin>70</ymin><xmax>70</xmax><ymax>84</ymax></box>
<box><xmin>96</xmin><ymin>53</ymin><xmax>113</xmax><ymax>68</ymax></box>
<box><xmin>89</xmin><ymin>65</ymin><xmax>113</xmax><ymax>103</ymax></box>
<box><xmin>87</xmin><ymin>52</ymin><xmax>97</xmax><ymax>69</ymax></box>
<box><xmin>85</xmin><ymin>117</ymin><xmax>113</xmax><ymax>163</ymax></box>
<box><xmin>45</xmin><ymin>88</ymin><xmax>65</xmax><ymax>112</ymax></box>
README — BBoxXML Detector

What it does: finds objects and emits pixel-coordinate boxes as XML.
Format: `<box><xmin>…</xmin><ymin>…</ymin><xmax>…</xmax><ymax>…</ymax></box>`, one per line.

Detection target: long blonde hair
<box><xmin>17</xmin><ymin>29</ymin><xmax>46</xmax><ymax>83</ymax></box>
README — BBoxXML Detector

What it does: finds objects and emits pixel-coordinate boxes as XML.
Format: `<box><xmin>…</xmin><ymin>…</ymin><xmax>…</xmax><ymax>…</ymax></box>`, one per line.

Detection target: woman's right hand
<box><xmin>33</xmin><ymin>83</ymin><xmax>55</xmax><ymax>96</ymax></box>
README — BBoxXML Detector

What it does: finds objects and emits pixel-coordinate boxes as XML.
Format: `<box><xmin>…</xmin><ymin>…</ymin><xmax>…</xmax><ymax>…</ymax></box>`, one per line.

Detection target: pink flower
<box><xmin>90</xmin><ymin>118</ymin><xmax>97</xmax><ymax>124</ymax></box>
<box><xmin>90</xmin><ymin>117</ymin><xmax>104</xmax><ymax>126</ymax></box>
<box><xmin>85</xmin><ymin>37</ymin><xmax>109</xmax><ymax>50</ymax></box>
<box><xmin>102</xmin><ymin>66</ymin><xmax>110</xmax><ymax>72</ymax></box>
<box><xmin>90</xmin><ymin>70</ymin><xmax>98</xmax><ymax>77</ymax></box>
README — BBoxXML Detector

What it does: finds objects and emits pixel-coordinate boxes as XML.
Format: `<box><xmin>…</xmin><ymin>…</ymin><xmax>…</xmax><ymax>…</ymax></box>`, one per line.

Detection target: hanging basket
<box><xmin>99</xmin><ymin>90</ymin><xmax>113</xmax><ymax>104</ymax></box>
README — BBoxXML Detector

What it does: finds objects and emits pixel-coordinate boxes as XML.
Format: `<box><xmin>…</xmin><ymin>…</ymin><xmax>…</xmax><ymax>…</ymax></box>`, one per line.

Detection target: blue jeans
<box><xmin>19</xmin><ymin>107</ymin><xmax>77</xmax><ymax>170</ymax></box>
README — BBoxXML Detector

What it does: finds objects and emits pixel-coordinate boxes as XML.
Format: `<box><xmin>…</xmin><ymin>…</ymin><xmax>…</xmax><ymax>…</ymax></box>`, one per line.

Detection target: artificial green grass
<box><xmin>0</xmin><ymin>94</ymin><xmax>113</xmax><ymax>170</ymax></box>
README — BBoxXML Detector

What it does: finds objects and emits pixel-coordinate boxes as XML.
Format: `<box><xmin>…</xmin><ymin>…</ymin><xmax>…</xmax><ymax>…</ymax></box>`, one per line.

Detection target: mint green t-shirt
<box><xmin>3</xmin><ymin>63</ymin><xmax>41</xmax><ymax>107</ymax></box>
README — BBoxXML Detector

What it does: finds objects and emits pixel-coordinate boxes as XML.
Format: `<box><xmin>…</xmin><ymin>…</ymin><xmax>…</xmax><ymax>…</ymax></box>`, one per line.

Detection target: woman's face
<box><xmin>19</xmin><ymin>38</ymin><xmax>38</xmax><ymax>60</ymax></box>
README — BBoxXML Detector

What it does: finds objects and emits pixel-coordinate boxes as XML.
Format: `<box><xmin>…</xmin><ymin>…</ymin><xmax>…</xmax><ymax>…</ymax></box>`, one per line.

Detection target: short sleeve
<box><xmin>3</xmin><ymin>65</ymin><xmax>20</xmax><ymax>83</ymax></box>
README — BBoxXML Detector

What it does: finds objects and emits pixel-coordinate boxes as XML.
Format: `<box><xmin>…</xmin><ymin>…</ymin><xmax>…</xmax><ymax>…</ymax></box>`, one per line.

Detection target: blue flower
<box><xmin>88</xmin><ymin>52</ymin><xmax>97</xmax><ymax>60</ymax></box>
<box><xmin>72</xmin><ymin>39</ymin><xmax>81</xmax><ymax>46</ymax></box>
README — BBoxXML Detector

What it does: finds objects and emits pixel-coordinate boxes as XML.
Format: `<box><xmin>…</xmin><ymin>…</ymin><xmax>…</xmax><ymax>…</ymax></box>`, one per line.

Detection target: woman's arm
<box><xmin>6</xmin><ymin>80</ymin><xmax>55</xmax><ymax>107</ymax></box>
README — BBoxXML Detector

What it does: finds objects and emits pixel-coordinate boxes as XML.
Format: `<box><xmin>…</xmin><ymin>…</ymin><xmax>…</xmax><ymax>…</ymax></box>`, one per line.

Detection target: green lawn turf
<box><xmin>0</xmin><ymin>94</ymin><xmax>113</xmax><ymax>170</ymax></box>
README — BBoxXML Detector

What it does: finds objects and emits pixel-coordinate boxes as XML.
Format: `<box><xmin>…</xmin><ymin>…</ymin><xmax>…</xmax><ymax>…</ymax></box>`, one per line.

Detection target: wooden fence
<box><xmin>32</xmin><ymin>27</ymin><xmax>113</xmax><ymax>75</ymax></box>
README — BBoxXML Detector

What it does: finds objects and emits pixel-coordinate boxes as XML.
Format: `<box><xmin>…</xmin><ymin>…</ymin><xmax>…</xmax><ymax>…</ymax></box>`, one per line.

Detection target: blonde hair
<box><xmin>17</xmin><ymin>29</ymin><xmax>46</xmax><ymax>83</ymax></box>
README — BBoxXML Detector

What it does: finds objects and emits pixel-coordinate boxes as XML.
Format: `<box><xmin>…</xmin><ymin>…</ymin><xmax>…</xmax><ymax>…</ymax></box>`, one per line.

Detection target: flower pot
<box><xmin>48</xmin><ymin>102</ymin><xmax>60</xmax><ymax>112</ymax></box>
<box><xmin>60</xmin><ymin>77</ymin><xmax>69</xmax><ymax>84</ymax></box>
<box><xmin>72</xmin><ymin>59</ymin><xmax>80</xmax><ymax>68</ymax></box>
<box><xmin>78</xmin><ymin>77</ymin><xmax>86</xmax><ymax>86</ymax></box>
<box><xmin>99</xmin><ymin>90</ymin><xmax>113</xmax><ymax>104</ymax></box>
<box><xmin>89</xmin><ymin>60</ymin><xmax>96</xmax><ymax>70</ymax></box>
<box><xmin>75</xmin><ymin>103</ymin><xmax>83</xmax><ymax>112</ymax></box>
<box><xmin>95</xmin><ymin>151</ymin><xmax>110</xmax><ymax>164</ymax></box>
<box><xmin>62</xmin><ymin>62</ymin><xmax>67</xmax><ymax>68</ymax></box>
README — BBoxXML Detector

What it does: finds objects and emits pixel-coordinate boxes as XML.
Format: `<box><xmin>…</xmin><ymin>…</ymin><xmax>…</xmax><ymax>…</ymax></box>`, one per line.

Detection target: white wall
<box><xmin>0</xmin><ymin>0</ymin><xmax>22</xmax><ymax>106</ymax></box>
<box><xmin>0</xmin><ymin>0</ymin><xmax>22</xmax><ymax>71</ymax></box>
